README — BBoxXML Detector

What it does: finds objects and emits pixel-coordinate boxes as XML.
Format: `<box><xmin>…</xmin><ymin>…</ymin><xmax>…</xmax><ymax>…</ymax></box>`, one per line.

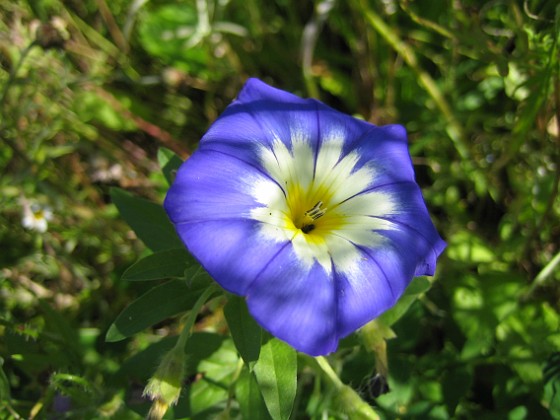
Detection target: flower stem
<box><xmin>175</xmin><ymin>285</ymin><xmax>217</xmax><ymax>351</ymax></box>
<box><xmin>144</xmin><ymin>285</ymin><xmax>217</xmax><ymax>420</ymax></box>
<box><xmin>315</xmin><ymin>356</ymin><xmax>343</xmax><ymax>388</ymax></box>
<box><xmin>314</xmin><ymin>356</ymin><xmax>380</xmax><ymax>420</ymax></box>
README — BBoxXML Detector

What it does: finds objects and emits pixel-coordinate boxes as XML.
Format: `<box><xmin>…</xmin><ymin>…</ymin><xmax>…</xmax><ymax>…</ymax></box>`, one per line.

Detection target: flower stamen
<box><xmin>301</xmin><ymin>201</ymin><xmax>327</xmax><ymax>234</ymax></box>
<box><xmin>305</xmin><ymin>201</ymin><xmax>326</xmax><ymax>220</ymax></box>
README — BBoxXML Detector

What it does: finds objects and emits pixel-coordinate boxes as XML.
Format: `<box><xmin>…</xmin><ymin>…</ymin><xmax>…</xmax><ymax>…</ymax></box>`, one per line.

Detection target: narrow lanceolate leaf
<box><xmin>111</xmin><ymin>187</ymin><xmax>182</xmax><ymax>252</ymax></box>
<box><xmin>236</xmin><ymin>366</ymin><xmax>271</xmax><ymax>420</ymax></box>
<box><xmin>105</xmin><ymin>279</ymin><xmax>211</xmax><ymax>342</ymax></box>
<box><xmin>122</xmin><ymin>248</ymin><xmax>194</xmax><ymax>281</ymax></box>
<box><xmin>224</xmin><ymin>295</ymin><xmax>262</xmax><ymax>369</ymax></box>
<box><xmin>157</xmin><ymin>147</ymin><xmax>183</xmax><ymax>186</ymax></box>
<box><xmin>253</xmin><ymin>337</ymin><xmax>297</xmax><ymax>420</ymax></box>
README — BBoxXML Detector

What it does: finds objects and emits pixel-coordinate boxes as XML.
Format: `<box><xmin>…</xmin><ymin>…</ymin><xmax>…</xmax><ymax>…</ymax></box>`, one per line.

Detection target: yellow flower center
<box><xmin>33</xmin><ymin>210</ymin><xmax>45</xmax><ymax>221</ymax></box>
<box><xmin>295</xmin><ymin>200</ymin><xmax>326</xmax><ymax>233</ymax></box>
<box><xmin>283</xmin><ymin>182</ymin><xmax>345</xmax><ymax>243</ymax></box>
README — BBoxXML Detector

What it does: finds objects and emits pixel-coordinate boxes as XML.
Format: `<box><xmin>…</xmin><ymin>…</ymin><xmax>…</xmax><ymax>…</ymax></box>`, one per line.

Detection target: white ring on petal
<box><xmin>249</xmin><ymin>129</ymin><xmax>400</xmax><ymax>275</ymax></box>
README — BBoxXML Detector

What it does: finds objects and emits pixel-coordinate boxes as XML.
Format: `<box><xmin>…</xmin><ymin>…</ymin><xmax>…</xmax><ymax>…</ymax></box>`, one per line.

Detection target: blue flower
<box><xmin>164</xmin><ymin>78</ymin><xmax>446</xmax><ymax>356</ymax></box>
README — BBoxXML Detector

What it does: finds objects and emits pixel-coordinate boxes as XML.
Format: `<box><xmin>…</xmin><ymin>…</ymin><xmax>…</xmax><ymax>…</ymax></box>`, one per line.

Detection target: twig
<box><xmin>96</xmin><ymin>0</ymin><xmax>129</xmax><ymax>53</ymax></box>
<box><xmin>84</xmin><ymin>84</ymin><xmax>190</xmax><ymax>158</ymax></box>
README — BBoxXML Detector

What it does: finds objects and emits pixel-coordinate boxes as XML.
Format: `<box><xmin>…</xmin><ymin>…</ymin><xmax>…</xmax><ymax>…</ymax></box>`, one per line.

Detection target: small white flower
<box><xmin>22</xmin><ymin>203</ymin><xmax>53</xmax><ymax>233</ymax></box>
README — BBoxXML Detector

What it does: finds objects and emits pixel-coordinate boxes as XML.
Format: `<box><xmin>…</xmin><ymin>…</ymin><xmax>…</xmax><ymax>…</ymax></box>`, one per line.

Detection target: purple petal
<box><xmin>352</xmin><ymin>124</ymin><xmax>416</xmax><ymax>184</ymax></box>
<box><xmin>366</xmin><ymin>181</ymin><xmax>446</xmax><ymax>277</ymax></box>
<box><xmin>200</xmin><ymin>79</ymin><xmax>320</xmax><ymax>170</ymax></box>
<box><xmin>164</xmin><ymin>149</ymin><xmax>291</xmax><ymax>295</ymax></box>
<box><xmin>246</xmin><ymin>247</ymin><xmax>338</xmax><ymax>356</ymax></box>
<box><xmin>305</xmin><ymin>101</ymin><xmax>414</xmax><ymax>185</ymax></box>
<box><xmin>164</xmin><ymin>148</ymin><xmax>274</xmax><ymax>224</ymax></box>
<box><xmin>172</xmin><ymin>219</ymin><xmax>287</xmax><ymax>295</ymax></box>
<box><xmin>330</xmin><ymin>181</ymin><xmax>445</xmax><ymax>338</ymax></box>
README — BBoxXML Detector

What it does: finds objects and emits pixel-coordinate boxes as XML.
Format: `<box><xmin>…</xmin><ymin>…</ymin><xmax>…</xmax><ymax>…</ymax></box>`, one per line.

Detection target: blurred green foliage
<box><xmin>1</xmin><ymin>0</ymin><xmax>559</xmax><ymax>418</ymax></box>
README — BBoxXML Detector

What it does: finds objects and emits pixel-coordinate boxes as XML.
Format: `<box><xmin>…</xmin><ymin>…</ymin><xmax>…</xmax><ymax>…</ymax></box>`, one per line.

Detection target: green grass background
<box><xmin>1</xmin><ymin>0</ymin><xmax>559</xmax><ymax>418</ymax></box>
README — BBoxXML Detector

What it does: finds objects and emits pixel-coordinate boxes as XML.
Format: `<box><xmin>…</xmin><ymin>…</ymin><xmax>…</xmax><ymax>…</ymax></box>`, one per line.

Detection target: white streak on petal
<box><xmin>324</xmin><ymin>235</ymin><xmax>368</xmax><ymax>276</ymax></box>
<box><xmin>259</xmin><ymin>141</ymin><xmax>291</xmax><ymax>184</ymax></box>
<box><xmin>312</xmin><ymin>135</ymin><xmax>377</xmax><ymax>205</ymax></box>
<box><xmin>335</xmin><ymin>190</ymin><xmax>397</xmax><ymax>219</ymax></box>
<box><xmin>290</xmin><ymin>137</ymin><xmax>314</xmax><ymax>191</ymax></box>
<box><xmin>291</xmin><ymin>231</ymin><xmax>331</xmax><ymax>272</ymax></box>
<box><xmin>250</xmin><ymin>178</ymin><xmax>291</xmax><ymax>242</ymax></box>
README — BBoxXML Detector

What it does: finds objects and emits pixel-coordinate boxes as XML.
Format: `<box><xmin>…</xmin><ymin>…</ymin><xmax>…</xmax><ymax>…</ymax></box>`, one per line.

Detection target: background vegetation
<box><xmin>1</xmin><ymin>0</ymin><xmax>559</xmax><ymax>418</ymax></box>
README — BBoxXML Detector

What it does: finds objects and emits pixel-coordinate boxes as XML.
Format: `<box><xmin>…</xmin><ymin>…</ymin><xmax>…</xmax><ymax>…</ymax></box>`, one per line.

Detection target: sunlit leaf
<box><xmin>224</xmin><ymin>295</ymin><xmax>262</xmax><ymax>369</ymax></box>
<box><xmin>446</xmin><ymin>230</ymin><xmax>495</xmax><ymax>263</ymax></box>
<box><xmin>138</xmin><ymin>3</ymin><xmax>211</xmax><ymax>75</ymax></box>
<box><xmin>187</xmin><ymin>335</ymin><xmax>239</xmax><ymax>417</ymax></box>
<box><xmin>253</xmin><ymin>337</ymin><xmax>297</xmax><ymax>420</ymax></box>
<box><xmin>74</xmin><ymin>91</ymin><xmax>137</xmax><ymax>131</ymax></box>
<box><xmin>158</xmin><ymin>147</ymin><xmax>183</xmax><ymax>186</ymax></box>
<box><xmin>236</xmin><ymin>366</ymin><xmax>271</xmax><ymax>420</ymax></box>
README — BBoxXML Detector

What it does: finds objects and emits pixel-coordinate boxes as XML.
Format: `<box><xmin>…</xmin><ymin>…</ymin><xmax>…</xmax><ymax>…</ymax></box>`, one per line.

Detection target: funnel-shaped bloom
<box><xmin>165</xmin><ymin>78</ymin><xmax>445</xmax><ymax>356</ymax></box>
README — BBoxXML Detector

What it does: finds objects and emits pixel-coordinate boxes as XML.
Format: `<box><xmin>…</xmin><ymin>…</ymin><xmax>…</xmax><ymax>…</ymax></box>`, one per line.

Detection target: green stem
<box><xmin>314</xmin><ymin>356</ymin><xmax>380</xmax><ymax>419</ymax></box>
<box><xmin>315</xmin><ymin>356</ymin><xmax>344</xmax><ymax>388</ymax></box>
<box><xmin>523</xmin><ymin>250</ymin><xmax>560</xmax><ymax>300</ymax></box>
<box><xmin>175</xmin><ymin>285</ymin><xmax>216</xmax><ymax>350</ymax></box>
<box><xmin>400</xmin><ymin>0</ymin><xmax>454</xmax><ymax>39</ymax></box>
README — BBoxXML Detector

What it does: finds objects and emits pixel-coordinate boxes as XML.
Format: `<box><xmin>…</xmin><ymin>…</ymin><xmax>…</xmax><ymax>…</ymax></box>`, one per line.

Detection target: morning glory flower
<box><xmin>164</xmin><ymin>78</ymin><xmax>445</xmax><ymax>356</ymax></box>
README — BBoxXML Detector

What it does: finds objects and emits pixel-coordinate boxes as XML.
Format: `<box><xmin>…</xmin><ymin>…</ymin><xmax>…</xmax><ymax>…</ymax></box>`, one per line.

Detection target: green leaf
<box><xmin>379</xmin><ymin>277</ymin><xmax>431</xmax><ymax>327</ymax></box>
<box><xmin>110</xmin><ymin>187</ymin><xmax>182</xmax><ymax>252</ymax></box>
<box><xmin>544</xmin><ymin>352</ymin><xmax>560</xmax><ymax>419</ymax></box>
<box><xmin>187</xmin><ymin>335</ymin><xmax>239</xmax><ymax>417</ymax></box>
<box><xmin>122</xmin><ymin>248</ymin><xmax>195</xmax><ymax>281</ymax></box>
<box><xmin>157</xmin><ymin>147</ymin><xmax>183</xmax><ymax>186</ymax></box>
<box><xmin>236</xmin><ymin>366</ymin><xmax>271</xmax><ymax>420</ymax></box>
<box><xmin>224</xmin><ymin>295</ymin><xmax>262</xmax><ymax>369</ymax></box>
<box><xmin>253</xmin><ymin>337</ymin><xmax>297</xmax><ymax>420</ymax></box>
<box><xmin>105</xmin><ymin>279</ymin><xmax>213</xmax><ymax>342</ymax></box>
<box><xmin>117</xmin><ymin>337</ymin><xmax>178</xmax><ymax>382</ymax></box>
